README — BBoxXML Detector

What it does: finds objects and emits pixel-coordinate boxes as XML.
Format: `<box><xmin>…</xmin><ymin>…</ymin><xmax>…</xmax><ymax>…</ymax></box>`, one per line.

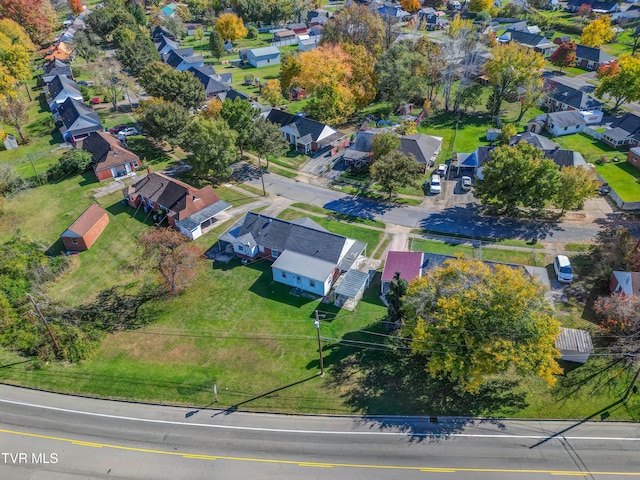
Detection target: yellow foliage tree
<box><xmin>262</xmin><ymin>79</ymin><xmax>284</xmax><ymax>106</ymax></box>
<box><xmin>469</xmin><ymin>0</ymin><xmax>493</xmax><ymax>12</ymax></box>
<box><xmin>215</xmin><ymin>13</ymin><xmax>248</xmax><ymax>44</ymax></box>
<box><xmin>0</xmin><ymin>19</ymin><xmax>34</xmax><ymax>100</ymax></box>
<box><xmin>580</xmin><ymin>15</ymin><xmax>615</xmax><ymax>47</ymax></box>
<box><xmin>402</xmin><ymin>257</ymin><xmax>562</xmax><ymax>392</ymax></box>
<box><xmin>400</xmin><ymin>0</ymin><xmax>420</xmax><ymax>13</ymax></box>
<box><xmin>200</xmin><ymin>97</ymin><xmax>223</xmax><ymax>120</ymax></box>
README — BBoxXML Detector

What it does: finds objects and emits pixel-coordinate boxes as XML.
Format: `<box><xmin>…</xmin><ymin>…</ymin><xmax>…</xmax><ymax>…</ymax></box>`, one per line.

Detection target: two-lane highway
<box><xmin>0</xmin><ymin>385</ymin><xmax>639</xmax><ymax>479</ymax></box>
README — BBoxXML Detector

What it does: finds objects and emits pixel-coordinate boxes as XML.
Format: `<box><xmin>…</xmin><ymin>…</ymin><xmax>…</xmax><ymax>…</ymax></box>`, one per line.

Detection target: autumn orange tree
<box><xmin>215</xmin><ymin>13</ymin><xmax>248</xmax><ymax>44</ymax></box>
<box><xmin>288</xmin><ymin>43</ymin><xmax>377</xmax><ymax>123</ymax></box>
<box><xmin>400</xmin><ymin>0</ymin><xmax>420</xmax><ymax>13</ymax></box>
<box><xmin>0</xmin><ymin>0</ymin><xmax>55</xmax><ymax>45</ymax></box>
<box><xmin>138</xmin><ymin>228</ymin><xmax>201</xmax><ymax>293</ymax></box>
<box><xmin>402</xmin><ymin>257</ymin><xmax>562</xmax><ymax>392</ymax></box>
<box><xmin>322</xmin><ymin>4</ymin><xmax>386</xmax><ymax>55</ymax></box>
<box><xmin>68</xmin><ymin>0</ymin><xmax>83</xmax><ymax>16</ymax></box>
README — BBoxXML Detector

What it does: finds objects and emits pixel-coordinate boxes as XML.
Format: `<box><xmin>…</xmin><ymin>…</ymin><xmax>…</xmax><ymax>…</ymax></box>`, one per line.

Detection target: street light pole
<box><xmin>314</xmin><ymin>310</ymin><xmax>324</xmax><ymax>377</ymax></box>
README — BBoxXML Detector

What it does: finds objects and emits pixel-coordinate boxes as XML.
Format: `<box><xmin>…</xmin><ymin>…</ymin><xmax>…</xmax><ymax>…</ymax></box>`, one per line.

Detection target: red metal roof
<box><xmin>381</xmin><ymin>251</ymin><xmax>425</xmax><ymax>283</ymax></box>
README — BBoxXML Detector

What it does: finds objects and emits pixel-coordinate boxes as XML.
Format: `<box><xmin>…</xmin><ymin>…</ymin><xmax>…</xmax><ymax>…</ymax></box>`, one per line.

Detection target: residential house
<box><xmin>614</xmin><ymin>4</ymin><xmax>640</xmax><ymax>22</ymax></box>
<box><xmin>377</xmin><ymin>4</ymin><xmax>410</xmax><ymax>19</ymax></box>
<box><xmin>308</xmin><ymin>9</ymin><xmax>329</xmax><ymax>25</ymax></box>
<box><xmin>343</xmin><ymin>129</ymin><xmax>442</xmax><ymax>171</ymax></box>
<box><xmin>162</xmin><ymin>48</ymin><xmax>204</xmax><ymax>71</ymax></box>
<box><xmin>298</xmin><ymin>35</ymin><xmax>320</xmax><ymax>51</ymax></box>
<box><xmin>553</xmin><ymin>35</ymin><xmax>571</xmax><ymax>45</ymax></box>
<box><xmin>218</xmin><ymin>212</ymin><xmax>367</xmax><ymax>297</ymax></box>
<box><xmin>507</xmin><ymin>21</ymin><xmax>542</xmax><ymax>35</ymax></box>
<box><xmin>80</xmin><ymin>131</ymin><xmax>140</xmax><ymax>181</ymax></box>
<box><xmin>286</xmin><ymin>22</ymin><xmax>308</xmax><ymax>34</ymax></box>
<box><xmin>266</xmin><ymin>109</ymin><xmax>347</xmax><ymax>154</ymax></box>
<box><xmin>43</xmin><ymin>41</ymin><xmax>73</xmax><ymax>62</ymax></box>
<box><xmin>124</xmin><ymin>172</ymin><xmax>231</xmax><ymax>240</ymax></box>
<box><xmin>418</xmin><ymin>9</ymin><xmax>449</xmax><ymax>30</ymax></box>
<box><xmin>188</xmin><ymin>65</ymin><xmax>230</xmax><ymax>99</ymax></box>
<box><xmin>45</xmin><ymin>74</ymin><xmax>83</xmax><ymax>110</ymax></box>
<box><xmin>486</xmin><ymin>128</ymin><xmax>501</xmax><ymax>142</ymax></box>
<box><xmin>544</xmin><ymin>80</ymin><xmax>603</xmax><ymax>112</ymax></box>
<box><xmin>215</xmin><ymin>88</ymin><xmax>250</xmax><ymax>103</ymax></box>
<box><xmin>542</xmin><ymin>110</ymin><xmax>587</xmax><ymax>137</ymax></box>
<box><xmin>58</xmin><ymin>27</ymin><xmax>77</xmax><ymax>44</ymax></box>
<box><xmin>60</xmin><ymin>204</ymin><xmax>109</xmax><ymax>251</ymax></box>
<box><xmin>381</xmin><ymin>251</ymin><xmax>426</xmax><ymax>296</ymax></box>
<box><xmin>246</xmin><ymin>46</ymin><xmax>281</xmax><ymax>67</ymax></box>
<box><xmin>565</xmin><ymin>0</ymin><xmax>619</xmax><ymax>13</ymax></box>
<box><xmin>602</xmin><ymin>113</ymin><xmax>640</xmax><ymax>148</ymax></box>
<box><xmin>42</xmin><ymin>60</ymin><xmax>73</xmax><ymax>84</ymax></box>
<box><xmin>57</xmin><ymin>97</ymin><xmax>103</xmax><ymax>143</ymax></box>
<box><xmin>154</xmin><ymin>34</ymin><xmax>179</xmax><ymax>54</ymax></box>
<box><xmin>610</xmin><ymin>271</ymin><xmax>640</xmax><ymax>297</ymax></box>
<box><xmin>498</xmin><ymin>30</ymin><xmax>555</xmax><ymax>54</ymax></box>
<box><xmin>309</xmin><ymin>24</ymin><xmax>324</xmax><ymax>36</ymax></box>
<box><xmin>555</xmin><ymin>328</ymin><xmax>594</xmax><ymax>364</ymax></box>
<box><xmin>628</xmin><ymin>147</ymin><xmax>640</xmax><ymax>168</ymax></box>
<box><xmin>151</xmin><ymin>26</ymin><xmax>175</xmax><ymax>42</ymax></box>
<box><xmin>575</xmin><ymin>44</ymin><xmax>615</xmax><ymax>70</ymax></box>
<box><xmin>272</xmin><ymin>28</ymin><xmax>297</xmax><ymax>45</ymax></box>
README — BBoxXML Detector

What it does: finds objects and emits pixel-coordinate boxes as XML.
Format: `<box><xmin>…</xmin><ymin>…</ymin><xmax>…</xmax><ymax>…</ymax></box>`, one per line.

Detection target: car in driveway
<box><xmin>554</xmin><ymin>255</ymin><xmax>573</xmax><ymax>283</ymax></box>
<box><xmin>437</xmin><ymin>163</ymin><xmax>448</xmax><ymax>177</ymax></box>
<box><xmin>461</xmin><ymin>176</ymin><xmax>472</xmax><ymax>191</ymax></box>
<box><xmin>117</xmin><ymin>127</ymin><xmax>139</xmax><ymax>137</ymax></box>
<box><xmin>109</xmin><ymin>124</ymin><xmax>128</xmax><ymax>135</ymax></box>
<box><xmin>429</xmin><ymin>174</ymin><xmax>441</xmax><ymax>194</ymax></box>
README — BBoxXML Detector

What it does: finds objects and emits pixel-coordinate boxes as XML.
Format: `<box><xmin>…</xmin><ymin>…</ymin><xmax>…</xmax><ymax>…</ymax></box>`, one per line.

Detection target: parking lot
<box><xmin>422</xmin><ymin>171</ymin><xmax>476</xmax><ymax>208</ymax></box>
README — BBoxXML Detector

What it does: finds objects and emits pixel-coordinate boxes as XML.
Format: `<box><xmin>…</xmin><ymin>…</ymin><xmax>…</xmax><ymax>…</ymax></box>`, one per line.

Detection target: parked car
<box><xmin>461</xmin><ymin>176</ymin><xmax>472</xmax><ymax>191</ymax></box>
<box><xmin>598</xmin><ymin>183</ymin><xmax>610</xmax><ymax>196</ymax></box>
<box><xmin>109</xmin><ymin>124</ymin><xmax>128</xmax><ymax>135</ymax></box>
<box><xmin>437</xmin><ymin>163</ymin><xmax>448</xmax><ymax>177</ymax></box>
<box><xmin>90</xmin><ymin>97</ymin><xmax>100</xmax><ymax>105</ymax></box>
<box><xmin>429</xmin><ymin>174</ymin><xmax>441</xmax><ymax>194</ymax></box>
<box><xmin>118</xmin><ymin>127</ymin><xmax>139</xmax><ymax>137</ymax></box>
<box><xmin>554</xmin><ymin>255</ymin><xmax>573</xmax><ymax>283</ymax></box>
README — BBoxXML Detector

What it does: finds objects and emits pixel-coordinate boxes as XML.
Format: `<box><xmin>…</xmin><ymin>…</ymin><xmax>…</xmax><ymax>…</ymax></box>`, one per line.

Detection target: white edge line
<box><xmin>1</xmin><ymin>398</ymin><xmax>640</xmax><ymax>441</ymax></box>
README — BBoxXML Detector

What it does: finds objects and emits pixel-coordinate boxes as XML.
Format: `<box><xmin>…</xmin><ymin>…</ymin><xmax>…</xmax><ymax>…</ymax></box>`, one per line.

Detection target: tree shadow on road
<box><xmin>323</xmin><ymin>195</ymin><xmax>399</xmax><ymax>220</ymax></box>
<box><xmin>319</xmin><ymin>322</ymin><xmax>528</xmax><ymax>441</ymax></box>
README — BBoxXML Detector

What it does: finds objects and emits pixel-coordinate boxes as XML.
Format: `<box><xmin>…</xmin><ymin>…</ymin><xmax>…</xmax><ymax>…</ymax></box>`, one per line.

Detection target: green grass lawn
<box><xmin>554</xmin><ymin>133</ymin><xmax>618</xmax><ymax>164</ymax></box>
<box><xmin>277</xmin><ymin>208</ymin><xmax>384</xmax><ymax>251</ymax></box>
<box><xmin>291</xmin><ymin>202</ymin><xmax>386</xmax><ymax>229</ymax></box>
<box><xmin>267</xmin><ymin>149</ymin><xmax>308</xmax><ymax>170</ymax></box>
<box><xmin>410</xmin><ymin>238</ymin><xmax>543</xmax><ymax>266</ymax></box>
<box><xmin>596</xmin><ymin>161</ymin><xmax>640</xmax><ymax>202</ymax></box>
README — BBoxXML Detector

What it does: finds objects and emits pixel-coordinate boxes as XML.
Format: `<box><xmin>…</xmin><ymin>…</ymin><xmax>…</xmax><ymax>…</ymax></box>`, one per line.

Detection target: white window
<box><xmin>309</xmin><ymin>280</ymin><xmax>315</xmax><ymax>287</ymax></box>
<box><xmin>259</xmin><ymin>245</ymin><xmax>264</xmax><ymax>253</ymax></box>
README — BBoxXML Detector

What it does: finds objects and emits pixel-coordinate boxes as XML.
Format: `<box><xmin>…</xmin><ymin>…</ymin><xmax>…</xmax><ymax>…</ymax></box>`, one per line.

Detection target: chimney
<box><xmin>147</xmin><ymin>167</ymin><xmax>152</xmax><ymax>175</ymax></box>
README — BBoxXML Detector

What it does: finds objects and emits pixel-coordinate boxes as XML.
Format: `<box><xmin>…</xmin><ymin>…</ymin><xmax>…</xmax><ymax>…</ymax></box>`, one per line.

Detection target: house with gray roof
<box><xmin>574</xmin><ymin>44</ymin><xmax>615</xmax><ymax>70</ymax></box>
<box><xmin>218</xmin><ymin>212</ymin><xmax>367</xmax><ymax>296</ymax></box>
<box><xmin>42</xmin><ymin>59</ymin><xmax>73</xmax><ymax>84</ymax></box>
<box><xmin>544</xmin><ymin>80</ymin><xmax>603</xmax><ymax>112</ymax></box>
<box><xmin>498</xmin><ymin>30</ymin><xmax>554</xmax><ymax>54</ymax></box>
<box><xmin>162</xmin><ymin>48</ymin><xmax>204</xmax><ymax>71</ymax></box>
<box><xmin>266</xmin><ymin>109</ymin><xmax>347</xmax><ymax>154</ymax></box>
<box><xmin>46</xmin><ymin>74</ymin><xmax>83</xmax><ymax>111</ymax></box>
<box><xmin>541</xmin><ymin>110</ymin><xmax>586</xmax><ymax>137</ymax></box>
<box><xmin>57</xmin><ymin>97</ymin><xmax>103</xmax><ymax>143</ymax></box>
<box><xmin>154</xmin><ymin>34</ymin><xmax>179</xmax><ymax>55</ymax></box>
<box><xmin>188</xmin><ymin>65</ymin><xmax>230</xmax><ymax>99</ymax></box>
<box><xmin>507</xmin><ymin>21</ymin><xmax>542</xmax><ymax>35</ymax></box>
<box><xmin>602</xmin><ymin>113</ymin><xmax>640</xmax><ymax>149</ymax></box>
<box><xmin>246</xmin><ymin>46</ymin><xmax>281</xmax><ymax>67</ymax></box>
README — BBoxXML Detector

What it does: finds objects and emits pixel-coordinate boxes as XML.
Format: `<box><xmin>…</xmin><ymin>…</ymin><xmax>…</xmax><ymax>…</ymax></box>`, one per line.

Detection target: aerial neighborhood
<box><xmin>1</xmin><ymin>0</ymin><xmax>640</xmax><ymax>423</ymax></box>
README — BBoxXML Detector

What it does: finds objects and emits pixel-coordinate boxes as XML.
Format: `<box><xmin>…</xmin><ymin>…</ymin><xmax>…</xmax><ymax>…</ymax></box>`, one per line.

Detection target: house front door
<box><xmin>125</xmin><ymin>163</ymin><xmax>132</xmax><ymax>173</ymax></box>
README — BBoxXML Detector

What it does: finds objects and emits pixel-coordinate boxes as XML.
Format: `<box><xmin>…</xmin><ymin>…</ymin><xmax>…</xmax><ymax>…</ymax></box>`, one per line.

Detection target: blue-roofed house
<box><xmin>246</xmin><ymin>46</ymin><xmax>281</xmax><ymax>67</ymax></box>
<box><xmin>161</xmin><ymin>2</ymin><xmax>177</xmax><ymax>16</ymax></box>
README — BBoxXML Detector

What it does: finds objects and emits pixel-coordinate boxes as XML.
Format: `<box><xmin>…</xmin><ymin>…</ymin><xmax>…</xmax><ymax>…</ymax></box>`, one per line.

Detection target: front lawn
<box><xmin>410</xmin><ymin>238</ymin><xmax>544</xmax><ymax>266</ymax></box>
<box><xmin>553</xmin><ymin>132</ymin><xmax>618</xmax><ymax>163</ymax></box>
<box><xmin>596</xmin><ymin>161</ymin><xmax>640</xmax><ymax>202</ymax></box>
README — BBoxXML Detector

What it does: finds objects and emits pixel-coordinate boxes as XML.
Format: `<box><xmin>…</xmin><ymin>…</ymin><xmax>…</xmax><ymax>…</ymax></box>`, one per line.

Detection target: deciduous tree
<box><xmin>56</xmin><ymin>149</ymin><xmax>94</xmax><ymax>176</ymax></box>
<box><xmin>179</xmin><ymin>118</ymin><xmax>238</xmax><ymax>178</ymax></box>
<box><xmin>322</xmin><ymin>4</ymin><xmax>386</xmax><ymax>55</ymax></box>
<box><xmin>400</xmin><ymin>0</ymin><xmax>420</xmax><ymax>12</ymax></box>
<box><xmin>497</xmin><ymin>123</ymin><xmax>516</xmax><ymax>145</ymax></box>
<box><xmin>193</xmin><ymin>26</ymin><xmax>205</xmax><ymax>54</ymax></box>
<box><xmin>139</xmin><ymin>61</ymin><xmax>206</xmax><ymax>109</ymax></box>
<box><xmin>215</xmin><ymin>13</ymin><xmax>247</xmax><ymax>44</ymax></box>
<box><xmin>576</xmin><ymin>3</ymin><xmax>592</xmax><ymax>17</ymax></box>
<box><xmin>200</xmin><ymin>97</ymin><xmax>222</xmax><ymax>119</ymax></box>
<box><xmin>485</xmin><ymin>42</ymin><xmax>544</xmax><ymax>120</ymax></box>
<box><xmin>372</xmin><ymin>130</ymin><xmax>400</xmax><ymax>161</ymax></box>
<box><xmin>96</xmin><ymin>58</ymin><xmax>131</xmax><ymax>112</ymax></box>
<box><xmin>138</xmin><ymin>228</ymin><xmax>201</xmax><ymax>293</ymax></box>
<box><xmin>474</xmin><ymin>142</ymin><xmax>561</xmax><ymax>213</ymax></box>
<box><xmin>208</xmin><ymin>30</ymin><xmax>224</xmax><ymax>62</ymax></box>
<box><xmin>137</xmin><ymin>98</ymin><xmax>189</xmax><ymax>145</ymax></box>
<box><xmin>370</xmin><ymin>150</ymin><xmax>422</xmax><ymax>200</ymax></box>
<box><xmin>116</xmin><ymin>29</ymin><xmax>160</xmax><ymax>75</ymax></box>
<box><xmin>469</xmin><ymin>0</ymin><xmax>493</xmax><ymax>12</ymax></box>
<box><xmin>596</xmin><ymin>55</ymin><xmax>640</xmax><ymax>111</ymax></box>
<box><xmin>68</xmin><ymin>0</ymin><xmax>83</xmax><ymax>16</ymax></box>
<box><xmin>0</xmin><ymin>19</ymin><xmax>34</xmax><ymax>98</ymax></box>
<box><xmin>220</xmin><ymin>98</ymin><xmax>258</xmax><ymax>155</ymax></box>
<box><xmin>0</xmin><ymin>0</ymin><xmax>55</xmax><ymax>45</ymax></box>
<box><xmin>554</xmin><ymin>165</ymin><xmax>599</xmax><ymax>214</ymax></box>
<box><xmin>402</xmin><ymin>257</ymin><xmax>562</xmax><ymax>392</ymax></box>
<box><xmin>396</xmin><ymin>119</ymin><xmax>417</xmax><ymax>135</ymax></box>
<box><xmin>262</xmin><ymin>79</ymin><xmax>285</xmax><ymax>107</ymax></box>
<box><xmin>280</xmin><ymin>52</ymin><xmax>301</xmax><ymax>94</ymax></box>
<box><xmin>250</xmin><ymin>117</ymin><xmax>289</xmax><ymax>169</ymax></box>
<box><xmin>73</xmin><ymin>30</ymin><xmax>101</xmax><ymax>63</ymax></box>
<box><xmin>0</xmin><ymin>95</ymin><xmax>29</xmax><ymax>144</ymax></box>
<box><xmin>580</xmin><ymin>15</ymin><xmax>614</xmax><ymax>47</ymax></box>
<box><xmin>594</xmin><ymin>292</ymin><xmax>640</xmax><ymax>335</ymax></box>
<box><xmin>550</xmin><ymin>41</ymin><xmax>577</xmax><ymax>71</ymax></box>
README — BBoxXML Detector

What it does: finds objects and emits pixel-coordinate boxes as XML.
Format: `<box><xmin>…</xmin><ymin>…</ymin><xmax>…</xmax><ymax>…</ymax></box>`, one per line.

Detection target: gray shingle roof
<box><xmin>266</xmin><ymin>109</ymin><xmax>334</xmax><ymax>144</ymax></box>
<box><xmin>58</xmin><ymin>97</ymin><xmax>103</xmax><ymax>137</ymax></box>
<box><xmin>272</xmin><ymin>250</ymin><xmax>336</xmax><ymax>281</ymax></box>
<box><xmin>509</xmin><ymin>132</ymin><xmax>560</xmax><ymax>151</ymax></box>
<box><xmin>545</xmin><ymin>81</ymin><xmax>603</xmax><ymax>110</ymax></box>
<box><xmin>611</xmin><ymin>113</ymin><xmax>640</xmax><ymax>137</ymax></box>
<box><xmin>501</xmin><ymin>30</ymin><xmax>552</xmax><ymax>48</ymax></box>
<box><xmin>47</xmin><ymin>74</ymin><xmax>81</xmax><ymax>101</ymax></box>
<box><xmin>546</xmin><ymin>110</ymin><xmax>586</xmax><ymax>129</ymax></box>
<box><xmin>400</xmin><ymin>134</ymin><xmax>442</xmax><ymax>166</ymax></box>
<box><xmin>188</xmin><ymin>66</ymin><xmax>230</xmax><ymax>96</ymax></box>
<box><xmin>575</xmin><ymin>44</ymin><xmax>615</xmax><ymax>64</ymax></box>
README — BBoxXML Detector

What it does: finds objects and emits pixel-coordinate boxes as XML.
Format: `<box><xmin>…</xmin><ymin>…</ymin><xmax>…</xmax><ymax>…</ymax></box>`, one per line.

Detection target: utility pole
<box><xmin>314</xmin><ymin>311</ymin><xmax>324</xmax><ymax>377</ymax></box>
<box><xmin>27</xmin><ymin>294</ymin><xmax>60</xmax><ymax>353</ymax></box>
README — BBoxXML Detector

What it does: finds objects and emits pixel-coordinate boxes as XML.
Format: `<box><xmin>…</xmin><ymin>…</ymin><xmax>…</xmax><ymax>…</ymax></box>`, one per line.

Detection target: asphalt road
<box><xmin>245</xmin><ymin>172</ymin><xmax>628</xmax><ymax>243</ymax></box>
<box><xmin>0</xmin><ymin>385</ymin><xmax>639</xmax><ymax>479</ymax></box>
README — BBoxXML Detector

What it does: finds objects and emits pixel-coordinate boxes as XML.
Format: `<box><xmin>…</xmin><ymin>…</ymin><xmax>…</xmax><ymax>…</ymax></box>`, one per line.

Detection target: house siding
<box><xmin>271</xmin><ymin>266</ymin><xmax>329</xmax><ymax>295</ymax></box>
<box><xmin>549</xmin><ymin>123</ymin><xmax>585</xmax><ymax>137</ymax></box>
<box><xmin>627</xmin><ymin>150</ymin><xmax>640</xmax><ymax>168</ymax></box>
<box><xmin>95</xmin><ymin>160</ymin><xmax>138</xmax><ymax>181</ymax></box>
<box><xmin>61</xmin><ymin>212</ymin><xmax>109</xmax><ymax>251</ymax></box>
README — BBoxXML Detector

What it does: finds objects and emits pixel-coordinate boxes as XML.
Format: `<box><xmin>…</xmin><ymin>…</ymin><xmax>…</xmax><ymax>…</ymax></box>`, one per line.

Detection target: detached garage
<box><xmin>60</xmin><ymin>205</ymin><xmax>109</xmax><ymax>251</ymax></box>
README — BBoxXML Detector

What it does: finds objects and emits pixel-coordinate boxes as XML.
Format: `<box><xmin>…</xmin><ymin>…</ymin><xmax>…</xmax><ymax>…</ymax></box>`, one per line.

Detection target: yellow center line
<box><xmin>1</xmin><ymin>428</ymin><xmax>639</xmax><ymax>476</ymax></box>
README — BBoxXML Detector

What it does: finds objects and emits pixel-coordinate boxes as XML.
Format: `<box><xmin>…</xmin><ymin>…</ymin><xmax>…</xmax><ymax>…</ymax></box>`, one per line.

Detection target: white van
<box><xmin>429</xmin><ymin>174</ymin><xmax>441</xmax><ymax>194</ymax></box>
<box><xmin>554</xmin><ymin>255</ymin><xmax>573</xmax><ymax>283</ymax></box>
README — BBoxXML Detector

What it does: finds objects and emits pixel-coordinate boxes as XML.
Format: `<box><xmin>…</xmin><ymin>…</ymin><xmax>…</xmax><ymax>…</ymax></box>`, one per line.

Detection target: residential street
<box><xmin>242</xmin><ymin>169</ymin><xmax>636</xmax><ymax>243</ymax></box>
<box><xmin>0</xmin><ymin>385</ymin><xmax>639</xmax><ymax>479</ymax></box>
